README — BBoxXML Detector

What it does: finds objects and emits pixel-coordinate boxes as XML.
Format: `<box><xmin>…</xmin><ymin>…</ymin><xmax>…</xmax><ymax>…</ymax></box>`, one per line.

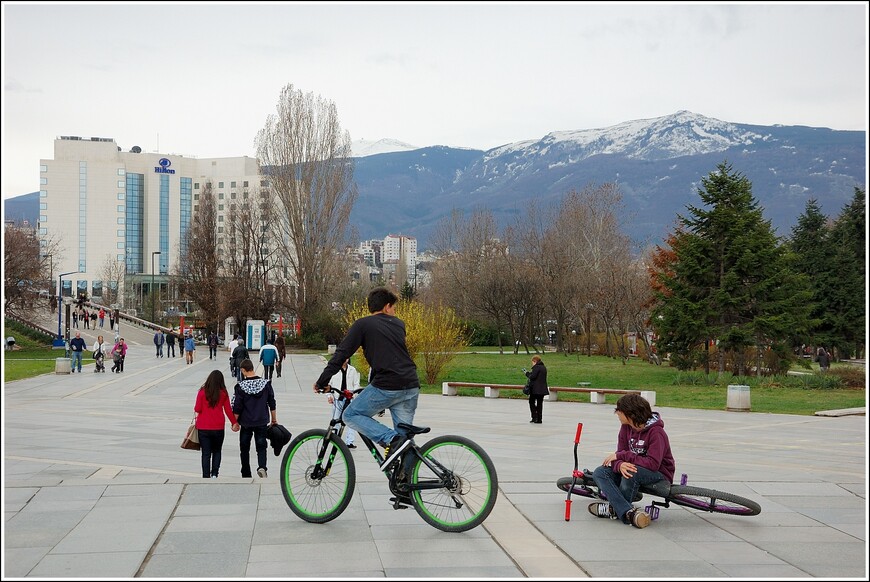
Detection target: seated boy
<box><xmin>588</xmin><ymin>393</ymin><xmax>675</xmax><ymax>528</ymax></box>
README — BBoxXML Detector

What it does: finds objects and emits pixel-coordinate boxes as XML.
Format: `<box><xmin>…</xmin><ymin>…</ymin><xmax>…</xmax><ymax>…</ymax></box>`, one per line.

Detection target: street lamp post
<box><xmin>56</xmin><ymin>270</ymin><xmax>80</xmax><ymax>347</ymax></box>
<box><xmin>585</xmin><ymin>303</ymin><xmax>593</xmax><ymax>357</ymax></box>
<box><xmin>151</xmin><ymin>251</ymin><xmax>161</xmax><ymax>324</ymax></box>
<box><xmin>42</xmin><ymin>254</ymin><xmax>53</xmax><ymax>308</ymax></box>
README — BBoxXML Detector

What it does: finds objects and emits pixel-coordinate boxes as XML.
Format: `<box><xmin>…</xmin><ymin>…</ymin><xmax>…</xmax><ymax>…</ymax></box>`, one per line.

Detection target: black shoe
<box><xmin>347</xmin><ymin>443</ymin><xmax>357</xmax><ymax>449</ymax></box>
<box><xmin>530</xmin><ymin>419</ymin><xmax>535</xmax><ymax>423</ymax></box>
<box><xmin>389</xmin><ymin>493</ymin><xmax>413</xmax><ymax>506</ymax></box>
<box><xmin>380</xmin><ymin>435</ymin><xmax>411</xmax><ymax>469</ymax></box>
<box><xmin>534</xmin><ymin>420</ymin><xmax>543</xmax><ymax>424</ymax></box>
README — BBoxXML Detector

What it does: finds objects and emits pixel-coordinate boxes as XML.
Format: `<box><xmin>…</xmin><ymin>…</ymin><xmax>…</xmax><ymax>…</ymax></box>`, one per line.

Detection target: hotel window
<box><xmin>118</xmin><ymin>180</ymin><xmax>124</xmax><ymax>188</ymax></box>
<box><xmin>118</xmin><ymin>168</ymin><xmax>125</xmax><ymax>176</ymax></box>
<box><xmin>194</xmin><ymin>193</ymin><xmax>199</xmax><ymax>200</ymax></box>
<box><xmin>117</xmin><ymin>217</ymin><xmax>125</xmax><ymax>224</ymax></box>
<box><xmin>219</xmin><ymin>182</ymin><xmax>224</xmax><ymax>188</ymax></box>
<box><xmin>231</xmin><ymin>181</ymin><xmax>236</xmax><ymax>188</ymax></box>
<box><xmin>39</xmin><ymin>228</ymin><xmax>47</xmax><ymax>235</ymax></box>
<box><xmin>231</xmin><ymin>192</ymin><xmax>236</xmax><ymax>199</ymax></box>
<box><xmin>118</xmin><ymin>193</ymin><xmax>124</xmax><ymax>199</ymax></box>
<box><xmin>218</xmin><ymin>226</ymin><xmax>224</xmax><ymax>233</ymax></box>
<box><xmin>194</xmin><ymin>182</ymin><xmax>200</xmax><ymax>189</ymax></box>
<box><xmin>117</xmin><ymin>242</ymin><xmax>125</xmax><ymax>249</ymax></box>
<box><xmin>243</xmin><ymin>181</ymin><xmax>248</xmax><ymax>187</ymax></box>
<box><xmin>40</xmin><ymin>164</ymin><xmax>47</xmax><ymax>172</ymax></box>
<box><xmin>40</xmin><ymin>215</ymin><xmax>47</xmax><ymax>222</ymax></box>
<box><xmin>219</xmin><ymin>192</ymin><xmax>224</xmax><ymax>199</ymax></box>
<box><xmin>40</xmin><ymin>203</ymin><xmax>47</xmax><ymax>210</ymax></box>
<box><xmin>218</xmin><ymin>215</ymin><xmax>224</xmax><ymax>222</ymax></box>
<box><xmin>118</xmin><ymin>205</ymin><xmax>124</xmax><ymax>212</ymax></box>
<box><xmin>40</xmin><ymin>190</ymin><xmax>47</xmax><ymax>197</ymax></box>
<box><xmin>219</xmin><ymin>204</ymin><xmax>224</xmax><ymax>211</ymax></box>
<box><xmin>41</xmin><ymin>177</ymin><xmax>47</xmax><ymax>185</ymax></box>
<box><xmin>117</xmin><ymin>230</ymin><xmax>124</xmax><ymax>237</ymax></box>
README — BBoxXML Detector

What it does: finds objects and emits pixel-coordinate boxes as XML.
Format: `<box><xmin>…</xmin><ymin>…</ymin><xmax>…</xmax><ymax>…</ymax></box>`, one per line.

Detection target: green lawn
<box><xmin>417</xmin><ymin>350</ymin><xmax>866</xmax><ymax>416</ymax></box>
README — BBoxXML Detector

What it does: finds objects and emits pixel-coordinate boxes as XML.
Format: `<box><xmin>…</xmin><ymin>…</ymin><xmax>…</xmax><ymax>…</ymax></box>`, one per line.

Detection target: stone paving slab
<box><xmin>2</xmin><ymin>352</ymin><xmax>867</xmax><ymax>579</ymax></box>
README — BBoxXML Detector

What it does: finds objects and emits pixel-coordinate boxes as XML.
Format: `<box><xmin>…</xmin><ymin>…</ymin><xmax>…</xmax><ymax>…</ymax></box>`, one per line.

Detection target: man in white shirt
<box><xmin>327</xmin><ymin>358</ymin><xmax>361</xmax><ymax>448</ymax></box>
<box><xmin>228</xmin><ymin>334</ymin><xmax>240</xmax><ymax>378</ymax></box>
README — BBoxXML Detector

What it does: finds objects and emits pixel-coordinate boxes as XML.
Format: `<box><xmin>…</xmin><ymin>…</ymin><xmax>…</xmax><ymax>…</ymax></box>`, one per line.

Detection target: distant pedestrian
<box><xmin>194</xmin><ymin>370</ymin><xmax>240</xmax><ymax>478</ymax></box>
<box><xmin>816</xmin><ymin>347</ymin><xmax>831</xmax><ymax>373</ymax></box>
<box><xmin>275</xmin><ymin>334</ymin><xmax>286</xmax><ymax>378</ymax></box>
<box><xmin>69</xmin><ymin>331</ymin><xmax>87</xmax><ymax>373</ymax></box>
<box><xmin>232</xmin><ymin>359</ymin><xmax>277</xmax><ymax>479</ymax></box>
<box><xmin>92</xmin><ymin>335</ymin><xmax>107</xmax><ymax>373</ymax></box>
<box><xmin>259</xmin><ymin>339</ymin><xmax>279</xmax><ymax>380</ymax></box>
<box><xmin>98</xmin><ymin>307</ymin><xmax>105</xmax><ymax>328</ymax></box>
<box><xmin>326</xmin><ymin>358</ymin><xmax>360</xmax><ymax>448</ymax></box>
<box><xmin>228</xmin><ymin>334</ymin><xmax>241</xmax><ymax>378</ymax></box>
<box><xmin>90</xmin><ymin>311</ymin><xmax>98</xmax><ymax>328</ymax></box>
<box><xmin>154</xmin><ymin>330</ymin><xmax>165</xmax><ymax>358</ymax></box>
<box><xmin>524</xmin><ymin>355</ymin><xmax>548</xmax><ymax>424</ymax></box>
<box><xmin>111</xmin><ymin>338</ymin><xmax>128</xmax><ymax>373</ymax></box>
<box><xmin>231</xmin><ymin>339</ymin><xmax>250</xmax><ymax>382</ymax></box>
<box><xmin>208</xmin><ymin>331</ymin><xmax>219</xmax><ymax>360</ymax></box>
<box><xmin>108</xmin><ymin>311</ymin><xmax>116</xmax><ymax>332</ymax></box>
<box><xmin>72</xmin><ymin>310</ymin><xmax>79</xmax><ymax>329</ymax></box>
<box><xmin>166</xmin><ymin>330</ymin><xmax>177</xmax><ymax>357</ymax></box>
<box><xmin>184</xmin><ymin>332</ymin><xmax>196</xmax><ymax>364</ymax></box>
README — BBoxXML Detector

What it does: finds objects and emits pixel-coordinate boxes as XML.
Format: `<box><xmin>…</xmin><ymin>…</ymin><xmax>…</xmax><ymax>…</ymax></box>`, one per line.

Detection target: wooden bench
<box><xmin>441</xmin><ymin>382</ymin><xmax>656</xmax><ymax>406</ymax></box>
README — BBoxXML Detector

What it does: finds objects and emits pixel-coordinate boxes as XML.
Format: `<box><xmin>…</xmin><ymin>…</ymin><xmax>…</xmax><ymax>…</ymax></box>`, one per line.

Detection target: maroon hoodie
<box><xmin>612</xmin><ymin>412</ymin><xmax>676</xmax><ymax>483</ymax></box>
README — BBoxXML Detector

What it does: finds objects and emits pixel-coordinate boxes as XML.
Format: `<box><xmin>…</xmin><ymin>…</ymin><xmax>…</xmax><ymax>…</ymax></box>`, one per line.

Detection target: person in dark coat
<box><xmin>524</xmin><ymin>355</ymin><xmax>548</xmax><ymax>424</ymax></box>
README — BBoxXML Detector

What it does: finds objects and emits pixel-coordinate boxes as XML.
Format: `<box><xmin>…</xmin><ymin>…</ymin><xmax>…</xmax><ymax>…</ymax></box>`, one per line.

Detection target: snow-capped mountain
<box><xmin>351</xmin><ymin>138</ymin><xmax>419</xmax><ymax>158</ymax></box>
<box><xmin>350</xmin><ymin>111</ymin><xmax>864</xmax><ymax>249</ymax></box>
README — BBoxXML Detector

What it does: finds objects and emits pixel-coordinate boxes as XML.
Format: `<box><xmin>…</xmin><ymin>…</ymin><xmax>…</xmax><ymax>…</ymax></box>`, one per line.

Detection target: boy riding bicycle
<box><xmin>313</xmin><ymin>287</ymin><xmax>419</xmax><ymax>471</ymax></box>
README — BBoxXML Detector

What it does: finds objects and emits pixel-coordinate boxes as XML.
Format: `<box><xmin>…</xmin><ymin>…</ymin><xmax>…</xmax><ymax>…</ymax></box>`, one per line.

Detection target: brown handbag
<box><xmin>181</xmin><ymin>416</ymin><xmax>200</xmax><ymax>450</ymax></box>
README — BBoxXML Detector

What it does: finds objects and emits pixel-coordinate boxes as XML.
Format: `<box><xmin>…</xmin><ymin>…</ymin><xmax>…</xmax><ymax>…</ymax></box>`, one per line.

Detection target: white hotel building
<box><xmin>40</xmin><ymin>136</ymin><xmax>261</xmax><ymax>306</ymax></box>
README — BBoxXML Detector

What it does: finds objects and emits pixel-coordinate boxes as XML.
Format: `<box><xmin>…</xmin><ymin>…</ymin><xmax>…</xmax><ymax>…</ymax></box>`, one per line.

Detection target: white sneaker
<box><xmin>257</xmin><ymin>468</ymin><xmax>267</xmax><ymax>478</ymax></box>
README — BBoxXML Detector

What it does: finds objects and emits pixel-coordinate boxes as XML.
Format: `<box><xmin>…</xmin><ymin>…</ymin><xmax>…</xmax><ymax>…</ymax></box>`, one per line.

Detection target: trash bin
<box><xmin>55</xmin><ymin>357</ymin><xmax>72</xmax><ymax>374</ymax></box>
<box><xmin>726</xmin><ymin>384</ymin><xmax>751</xmax><ymax>412</ymax></box>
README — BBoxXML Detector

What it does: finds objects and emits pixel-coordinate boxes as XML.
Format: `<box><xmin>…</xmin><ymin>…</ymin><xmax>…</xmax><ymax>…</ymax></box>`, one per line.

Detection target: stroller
<box><xmin>94</xmin><ymin>349</ymin><xmax>106</xmax><ymax>373</ymax></box>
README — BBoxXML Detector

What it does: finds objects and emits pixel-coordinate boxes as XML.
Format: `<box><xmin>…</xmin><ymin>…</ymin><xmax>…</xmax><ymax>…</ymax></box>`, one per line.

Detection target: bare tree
<box><xmin>97</xmin><ymin>254</ymin><xmax>126</xmax><ymax>307</ymax></box>
<box><xmin>177</xmin><ymin>181</ymin><xmax>222</xmax><ymax>330</ymax></box>
<box><xmin>255</xmin><ymin>83</ymin><xmax>358</xmax><ymax>323</ymax></box>
<box><xmin>4</xmin><ymin>225</ymin><xmax>44</xmax><ymax>312</ymax></box>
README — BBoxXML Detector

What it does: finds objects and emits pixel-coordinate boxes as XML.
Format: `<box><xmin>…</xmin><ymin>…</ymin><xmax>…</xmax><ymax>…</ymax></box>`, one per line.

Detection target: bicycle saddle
<box><xmin>397</xmin><ymin>422</ymin><xmax>430</xmax><ymax>436</ymax></box>
<box><xmin>640</xmin><ymin>479</ymin><xmax>672</xmax><ymax>497</ymax></box>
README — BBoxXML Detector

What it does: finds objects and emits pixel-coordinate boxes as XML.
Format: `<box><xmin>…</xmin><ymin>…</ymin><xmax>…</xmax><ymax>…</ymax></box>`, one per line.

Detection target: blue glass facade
<box><xmin>125</xmin><ymin>173</ymin><xmax>145</xmax><ymax>274</ymax></box>
<box><xmin>159</xmin><ymin>175</ymin><xmax>170</xmax><ymax>274</ymax></box>
<box><xmin>180</xmin><ymin>177</ymin><xmax>192</xmax><ymax>257</ymax></box>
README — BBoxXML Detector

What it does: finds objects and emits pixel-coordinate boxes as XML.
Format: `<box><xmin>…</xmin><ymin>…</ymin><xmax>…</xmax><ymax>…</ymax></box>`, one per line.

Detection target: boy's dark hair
<box><xmin>240</xmin><ymin>359</ymin><xmax>254</xmax><ymax>372</ymax></box>
<box><xmin>615</xmin><ymin>393</ymin><xmax>652</xmax><ymax>427</ymax></box>
<box><xmin>367</xmin><ymin>286</ymin><xmax>398</xmax><ymax>313</ymax></box>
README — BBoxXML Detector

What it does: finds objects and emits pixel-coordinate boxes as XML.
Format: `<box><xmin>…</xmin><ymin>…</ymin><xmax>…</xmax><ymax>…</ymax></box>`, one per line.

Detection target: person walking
<box><xmin>110</xmin><ymin>338</ymin><xmax>128</xmax><ymax>373</ymax></box>
<box><xmin>816</xmin><ymin>347</ymin><xmax>831</xmax><ymax>373</ymax></box>
<box><xmin>98</xmin><ymin>307</ymin><xmax>105</xmax><ymax>328</ymax></box>
<box><xmin>326</xmin><ymin>358</ymin><xmax>361</xmax><ymax>448</ymax></box>
<box><xmin>231</xmin><ymin>339</ymin><xmax>250</xmax><ymax>382</ymax></box>
<box><xmin>154</xmin><ymin>330</ymin><xmax>165</xmax><ymax>358</ymax></box>
<box><xmin>108</xmin><ymin>311</ymin><xmax>115</xmax><ymax>332</ymax></box>
<box><xmin>525</xmin><ymin>355</ymin><xmax>548</xmax><ymax>424</ymax></box>
<box><xmin>207</xmin><ymin>331</ymin><xmax>219</xmax><ymax>360</ymax></box>
<box><xmin>90</xmin><ymin>311</ymin><xmax>98</xmax><ymax>329</ymax></box>
<box><xmin>228</xmin><ymin>334</ymin><xmax>240</xmax><ymax>378</ymax></box>
<box><xmin>274</xmin><ymin>333</ymin><xmax>286</xmax><ymax>378</ymax></box>
<box><xmin>82</xmin><ymin>308</ymin><xmax>90</xmax><ymax>330</ymax></box>
<box><xmin>166</xmin><ymin>330</ymin><xmax>176</xmax><ymax>358</ymax></box>
<box><xmin>92</xmin><ymin>335</ymin><xmax>107</xmax><ymax>373</ymax></box>
<box><xmin>184</xmin><ymin>332</ymin><xmax>196</xmax><ymax>364</ymax></box>
<box><xmin>194</xmin><ymin>370</ymin><xmax>240</xmax><ymax>478</ymax></box>
<box><xmin>587</xmin><ymin>393</ymin><xmax>675</xmax><ymax>529</ymax></box>
<box><xmin>69</xmin><ymin>331</ymin><xmax>87</xmax><ymax>373</ymax></box>
<box><xmin>72</xmin><ymin>309</ymin><xmax>79</xmax><ymax>329</ymax></box>
<box><xmin>232</xmin><ymin>359</ymin><xmax>277</xmax><ymax>479</ymax></box>
<box><xmin>259</xmin><ymin>339</ymin><xmax>279</xmax><ymax>380</ymax></box>
<box><xmin>313</xmin><ymin>286</ymin><xmax>420</xmax><ymax>473</ymax></box>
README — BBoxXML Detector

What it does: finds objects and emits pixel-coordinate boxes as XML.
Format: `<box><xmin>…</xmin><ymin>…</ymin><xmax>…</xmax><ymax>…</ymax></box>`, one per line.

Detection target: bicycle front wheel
<box><xmin>409</xmin><ymin>435</ymin><xmax>498</xmax><ymax>532</ymax></box>
<box><xmin>668</xmin><ymin>485</ymin><xmax>761</xmax><ymax>516</ymax></box>
<box><xmin>280</xmin><ymin>429</ymin><xmax>356</xmax><ymax>523</ymax></box>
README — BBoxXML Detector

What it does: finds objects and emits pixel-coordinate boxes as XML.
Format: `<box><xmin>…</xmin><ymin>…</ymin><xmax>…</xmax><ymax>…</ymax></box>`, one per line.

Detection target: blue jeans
<box><xmin>592</xmin><ymin>464</ymin><xmax>665</xmax><ymax>522</ymax></box>
<box><xmin>343</xmin><ymin>385</ymin><xmax>419</xmax><ymax>446</ymax></box>
<box><xmin>70</xmin><ymin>351</ymin><xmax>83</xmax><ymax>372</ymax></box>
<box><xmin>199</xmin><ymin>429</ymin><xmax>226</xmax><ymax>477</ymax></box>
<box><xmin>239</xmin><ymin>425</ymin><xmax>268</xmax><ymax>477</ymax></box>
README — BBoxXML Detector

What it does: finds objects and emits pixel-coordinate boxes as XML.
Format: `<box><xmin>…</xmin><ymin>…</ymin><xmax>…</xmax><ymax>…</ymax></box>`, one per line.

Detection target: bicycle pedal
<box><xmin>389</xmin><ymin>496</ymin><xmax>412</xmax><ymax>509</ymax></box>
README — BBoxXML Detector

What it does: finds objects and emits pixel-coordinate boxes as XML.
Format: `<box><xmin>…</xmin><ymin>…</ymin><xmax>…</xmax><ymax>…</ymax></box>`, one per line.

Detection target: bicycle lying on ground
<box><xmin>557</xmin><ymin>423</ymin><xmax>761</xmax><ymax>521</ymax></box>
<box><xmin>279</xmin><ymin>386</ymin><xmax>498</xmax><ymax>532</ymax></box>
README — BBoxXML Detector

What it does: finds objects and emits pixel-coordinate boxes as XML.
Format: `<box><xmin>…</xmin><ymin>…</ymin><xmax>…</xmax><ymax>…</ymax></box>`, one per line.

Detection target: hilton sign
<box><xmin>154</xmin><ymin>158</ymin><xmax>176</xmax><ymax>174</ymax></box>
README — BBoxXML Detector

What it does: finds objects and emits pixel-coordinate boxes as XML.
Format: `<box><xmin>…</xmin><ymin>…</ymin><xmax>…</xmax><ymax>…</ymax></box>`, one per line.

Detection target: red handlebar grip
<box><xmin>565</xmin><ymin>498</ymin><xmax>572</xmax><ymax>521</ymax></box>
<box><xmin>574</xmin><ymin>423</ymin><xmax>583</xmax><ymax>444</ymax></box>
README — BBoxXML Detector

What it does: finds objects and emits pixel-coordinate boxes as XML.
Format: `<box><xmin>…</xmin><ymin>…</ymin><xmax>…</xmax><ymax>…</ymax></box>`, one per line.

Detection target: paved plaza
<box><xmin>2</xmin><ymin>340</ymin><xmax>867</xmax><ymax>579</ymax></box>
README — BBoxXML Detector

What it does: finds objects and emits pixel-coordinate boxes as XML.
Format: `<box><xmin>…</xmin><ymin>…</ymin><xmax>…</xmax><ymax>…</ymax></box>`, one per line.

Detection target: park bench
<box><xmin>441</xmin><ymin>382</ymin><xmax>656</xmax><ymax>406</ymax></box>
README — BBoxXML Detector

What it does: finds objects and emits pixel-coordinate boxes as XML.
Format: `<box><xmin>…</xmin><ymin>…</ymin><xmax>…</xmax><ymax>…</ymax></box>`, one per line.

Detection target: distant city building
<box><xmin>39</xmin><ymin>135</ymin><xmax>261</xmax><ymax>305</ymax></box>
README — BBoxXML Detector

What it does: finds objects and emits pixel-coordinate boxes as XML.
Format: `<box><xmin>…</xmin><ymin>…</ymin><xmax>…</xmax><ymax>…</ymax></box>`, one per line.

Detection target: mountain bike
<box><xmin>557</xmin><ymin>423</ymin><xmax>761</xmax><ymax>521</ymax></box>
<box><xmin>279</xmin><ymin>386</ymin><xmax>498</xmax><ymax>532</ymax></box>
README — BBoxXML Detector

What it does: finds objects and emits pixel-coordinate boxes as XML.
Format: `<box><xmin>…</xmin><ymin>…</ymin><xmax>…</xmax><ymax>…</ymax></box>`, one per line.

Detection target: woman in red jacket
<box><xmin>195</xmin><ymin>370</ymin><xmax>240</xmax><ymax>478</ymax></box>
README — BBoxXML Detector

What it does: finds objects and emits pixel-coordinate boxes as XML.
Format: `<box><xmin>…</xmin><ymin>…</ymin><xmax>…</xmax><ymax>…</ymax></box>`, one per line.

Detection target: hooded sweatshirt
<box><xmin>231</xmin><ymin>376</ymin><xmax>276</xmax><ymax>427</ymax></box>
<box><xmin>612</xmin><ymin>412</ymin><xmax>675</xmax><ymax>484</ymax></box>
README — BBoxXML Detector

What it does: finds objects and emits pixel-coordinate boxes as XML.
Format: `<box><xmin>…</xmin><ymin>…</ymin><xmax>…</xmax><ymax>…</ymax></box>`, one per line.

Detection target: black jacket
<box><xmin>232</xmin><ymin>376</ymin><xmax>276</xmax><ymax>427</ymax></box>
<box><xmin>526</xmin><ymin>361</ymin><xmax>549</xmax><ymax>396</ymax></box>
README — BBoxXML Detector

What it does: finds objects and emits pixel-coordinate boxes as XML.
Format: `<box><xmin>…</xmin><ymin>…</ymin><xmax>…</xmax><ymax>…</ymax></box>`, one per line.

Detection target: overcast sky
<box><xmin>2</xmin><ymin>2</ymin><xmax>867</xmax><ymax>200</ymax></box>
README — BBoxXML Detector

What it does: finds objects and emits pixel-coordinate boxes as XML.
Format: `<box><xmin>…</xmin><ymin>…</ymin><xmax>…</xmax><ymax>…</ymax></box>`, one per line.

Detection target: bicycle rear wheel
<box><xmin>280</xmin><ymin>429</ymin><xmax>356</xmax><ymax>523</ymax></box>
<box><xmin>668</xmin><ymin>485</ymin><xmax>761</xmax><ymax>516</ymax></box>
<box><xmin>409</xmin><ymin>435</ymin><xmax>498</xmax><ymax>532</ymax></box>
